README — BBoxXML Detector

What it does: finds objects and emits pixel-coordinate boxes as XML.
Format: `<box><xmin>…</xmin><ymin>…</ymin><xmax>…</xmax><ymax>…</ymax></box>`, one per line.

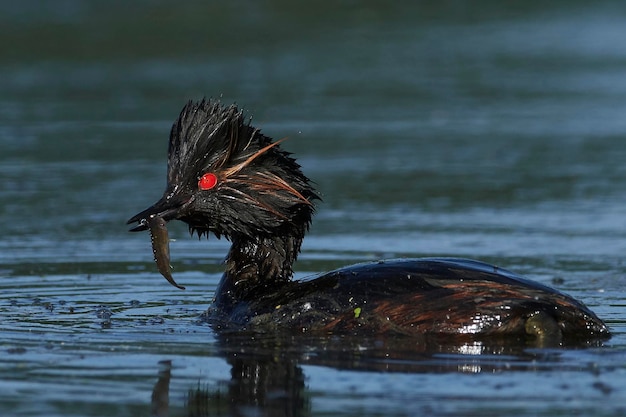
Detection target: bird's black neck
<box><xmin>213</xmin><ymin>233</ymin><xmax>302</xmax><ymax>308</ymax></box>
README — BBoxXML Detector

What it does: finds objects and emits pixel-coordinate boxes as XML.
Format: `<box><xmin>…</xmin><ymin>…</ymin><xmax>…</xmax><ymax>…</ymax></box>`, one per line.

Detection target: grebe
<box><xmin>127</xmin><ymin>99</ymin><xmax>609</xmax><ymax>343</ymax></box>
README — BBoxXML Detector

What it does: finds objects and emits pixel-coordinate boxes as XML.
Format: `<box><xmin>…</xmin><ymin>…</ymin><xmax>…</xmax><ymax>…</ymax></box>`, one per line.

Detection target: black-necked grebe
<box><xmin>127</xmin><ymin>99</ymin><xmax>609</xmax><ymax>343</ymax></box>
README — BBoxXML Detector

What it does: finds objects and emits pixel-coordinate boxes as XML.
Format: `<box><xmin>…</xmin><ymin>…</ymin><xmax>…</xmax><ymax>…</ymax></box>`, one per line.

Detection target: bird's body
<box><xmin>208</xmin><ymin>258</ymin><xmax>607</xmax><ymax>342</ymax></box>
<box><xmin>128</xmin><ymin>99</ymin><xmax>609</xmax><ymax>343</ymax></box>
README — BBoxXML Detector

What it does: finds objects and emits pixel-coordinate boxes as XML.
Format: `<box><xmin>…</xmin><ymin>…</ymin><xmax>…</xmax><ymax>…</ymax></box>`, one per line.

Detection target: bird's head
<box><xmin>127</xmin><ymin>99</ymin><xmax>318</xmax><ymax>242</ymax></box>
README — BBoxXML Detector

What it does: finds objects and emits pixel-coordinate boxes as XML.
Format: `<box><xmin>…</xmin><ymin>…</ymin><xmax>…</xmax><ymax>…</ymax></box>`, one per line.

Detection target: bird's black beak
<box><xmin>126</xmin><ymin>195</ymin><xmax>190</xmax><ymax>232</ymax></box>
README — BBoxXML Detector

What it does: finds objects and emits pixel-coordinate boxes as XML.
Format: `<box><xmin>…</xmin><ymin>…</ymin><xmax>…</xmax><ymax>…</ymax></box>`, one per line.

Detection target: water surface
<box><xmin>2</xmin><ymin>2</ymin><xmax>626</xmax><ymax>416</ymax></box>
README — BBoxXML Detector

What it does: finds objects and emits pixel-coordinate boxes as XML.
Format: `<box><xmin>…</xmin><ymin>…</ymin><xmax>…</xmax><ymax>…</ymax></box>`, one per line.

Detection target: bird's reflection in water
<box><xmin>152</xmin><ymin>360</ymin><xmax>172</xmax><ymax>417</ymax></box>
<box><xmin>150</xmin><ymin>334</ymin><xmax>604</xmax><ymax>417</ymax></box>
<box><xmin>184</xmin><ymin>341</ymin><xmax>310</xmax><ymax>417</ymax></box>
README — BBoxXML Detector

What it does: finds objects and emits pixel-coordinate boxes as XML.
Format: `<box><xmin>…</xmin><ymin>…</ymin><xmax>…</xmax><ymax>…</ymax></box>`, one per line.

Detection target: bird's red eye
<box><xmin>198</xmin><ymin>173</ymin><xmax>218</xmax><ymax>190</ymax></box>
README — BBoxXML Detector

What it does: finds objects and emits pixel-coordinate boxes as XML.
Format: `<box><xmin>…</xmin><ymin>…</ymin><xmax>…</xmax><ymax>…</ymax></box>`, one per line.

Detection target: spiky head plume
<box><xmin>129</xmin><ymin>99</ymin><xmax>319</xmax><ymax>242</ymax></box>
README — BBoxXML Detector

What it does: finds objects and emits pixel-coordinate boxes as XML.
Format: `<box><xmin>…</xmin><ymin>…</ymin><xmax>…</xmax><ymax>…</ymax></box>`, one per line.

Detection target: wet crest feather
<box><xmin>167</xmin><ymin>99</ymin><xmax>250</xmax><ymax>188</ymax></box>
<box><xmin>166</xmin><ymin>99</ymin><xmax>319</xmax><ymax>240</ymax></box>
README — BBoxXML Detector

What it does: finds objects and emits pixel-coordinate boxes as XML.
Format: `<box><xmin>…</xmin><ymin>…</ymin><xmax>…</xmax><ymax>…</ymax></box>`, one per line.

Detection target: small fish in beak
<box><xmin>145</xmin><ymin>215</ymin><xmax>185</xmax><ymax>290</ymax></box>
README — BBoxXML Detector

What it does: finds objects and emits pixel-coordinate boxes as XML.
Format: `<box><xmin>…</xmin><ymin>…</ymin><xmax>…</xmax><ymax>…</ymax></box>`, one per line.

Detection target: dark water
<box><xmin>2</xmin><ymin>1</ymin><xmax>626</xmax><ymax>416</ymax></box>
